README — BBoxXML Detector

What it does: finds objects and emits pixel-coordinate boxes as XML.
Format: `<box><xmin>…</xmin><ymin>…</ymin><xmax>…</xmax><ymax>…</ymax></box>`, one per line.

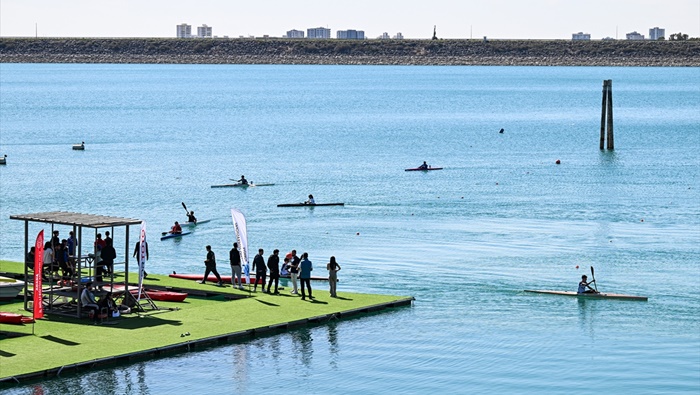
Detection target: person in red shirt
<box><xmin>170</xmin><ymin>221</ymin><xmax>182</xmax><ymax>234</ymax></box>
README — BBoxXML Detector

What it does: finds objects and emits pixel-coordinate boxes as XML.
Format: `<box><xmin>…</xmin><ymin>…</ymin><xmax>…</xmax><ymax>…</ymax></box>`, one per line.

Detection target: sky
<box><xmin>1</xmin><ymin>0</ymin><xmax>699</xmax><ymax>40</ymax></box>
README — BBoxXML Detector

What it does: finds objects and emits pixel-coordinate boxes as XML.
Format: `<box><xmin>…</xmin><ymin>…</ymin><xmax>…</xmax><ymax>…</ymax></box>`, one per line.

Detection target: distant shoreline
<box><xmin>1</xmin><ymin>38</ymin><xmax>699</xmax><ymax>66</ymax></box>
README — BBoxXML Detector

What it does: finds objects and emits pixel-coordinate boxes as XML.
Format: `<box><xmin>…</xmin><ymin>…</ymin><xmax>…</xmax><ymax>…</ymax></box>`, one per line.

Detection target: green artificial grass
<box><xmin>0</xmin><ymin>260</ymin><xmax>411</xmax><ymax>381</ymax></box>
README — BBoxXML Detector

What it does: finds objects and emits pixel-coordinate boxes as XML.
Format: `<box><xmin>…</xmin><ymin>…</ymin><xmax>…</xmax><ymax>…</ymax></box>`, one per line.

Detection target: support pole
<box><xmin>600</xmin><ymin>80</ymin><xmax>608</xmax><ymax>150</ymax></box>
<box><xmin>606</xmin><ymin>80</ymin><xmax>614</xmax><ymax>150</ymax></box>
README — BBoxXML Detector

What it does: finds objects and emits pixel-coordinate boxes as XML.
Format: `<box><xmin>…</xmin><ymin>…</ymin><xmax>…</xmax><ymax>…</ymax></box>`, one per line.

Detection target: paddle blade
<box><xmin>182</xmin><ymin>202</ymin><xmax>188</xmax><ymax>213</ymax></box>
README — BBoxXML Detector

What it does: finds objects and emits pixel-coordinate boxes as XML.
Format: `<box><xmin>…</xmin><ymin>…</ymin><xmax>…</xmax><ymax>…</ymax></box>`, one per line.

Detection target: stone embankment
<box><xmin>1</xmin><ymin>38</ymin><xmax>698</xmax><ymax>66</ymax></box>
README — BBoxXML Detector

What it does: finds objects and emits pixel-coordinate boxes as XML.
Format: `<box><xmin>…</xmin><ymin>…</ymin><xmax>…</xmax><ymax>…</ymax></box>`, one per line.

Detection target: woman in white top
<box><xmin>326</xmin><ymin>256</ymin><xmax>341</xmax><ymax>297</ymax></box>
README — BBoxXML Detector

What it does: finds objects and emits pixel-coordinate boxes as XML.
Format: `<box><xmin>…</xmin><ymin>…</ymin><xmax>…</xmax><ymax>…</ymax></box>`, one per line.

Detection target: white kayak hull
<box><xmin>525</xmin><ymin>289</ymin><xmax>648</xmax><ymax>301</ymax></box>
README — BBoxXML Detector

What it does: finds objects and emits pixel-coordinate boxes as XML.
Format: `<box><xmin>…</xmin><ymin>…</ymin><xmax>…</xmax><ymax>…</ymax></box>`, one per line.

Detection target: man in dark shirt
<box><xmin>266</xmin><ymin>249</ymin><xmax>280</xmax><ymax>294</ymax></box>
<box><xmin>252</xmin><ymin>248</ymin><xmax>266</xmax><ymax>292</ymax></box>
<box><xmin>201</xmin><ymin>245</ymin><xmax>223</xmax><ymax>286</ymax></box>
<box><xmin>229</xmin><ymin>242</ymin><xmax>243</xmax><ymax>289</ymax></box>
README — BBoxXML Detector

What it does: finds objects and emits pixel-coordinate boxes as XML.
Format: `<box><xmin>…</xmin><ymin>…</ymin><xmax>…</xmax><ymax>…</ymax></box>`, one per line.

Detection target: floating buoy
<box><xmin>496</xmin><ymin>182</ymin><xmax>499</xmax><ymax>185</ymax></box>
<box><xmin>555</xmin><ymin>159</ymin><xmax>561</xmax><ymax>164</ymax></box>
<box><xmin>461</xmin><ymin>196</ymin><xmax>464</xmax><ymax>199</ymax></box>
<box><xmin>356</xmin><ymin>232</ymin><xmax>360</xmax><ymax>236</ymax></box>
<box><xmin>576</xmin><ymin>265</ymin><xmax>579</xmax><ymax>269</ymax></box>
<box><xmin>0</xmin><ymin>154</ymin><xmax>6</xmax><ymax>165</ymax></box>
<box><xmin>499</xmin><ymin>128</ymin><xmax>504</xmax><ymax>133</ymax></box>
<box><xmin>640</xmin><ymin>219</ymin><xmax>644</xmax><ymax>222</ymax></box>
<box><xmin>72</xmin><ymin>141</ymin><xmax>85</xmax><ymax>150</ymax></box>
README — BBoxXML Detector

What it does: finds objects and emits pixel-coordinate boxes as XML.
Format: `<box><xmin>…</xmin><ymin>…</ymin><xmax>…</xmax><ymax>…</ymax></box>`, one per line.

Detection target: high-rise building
<box><xmin>197</xmin><ymin>24</ymin><xmax>212</xmax><ymax>38</ymax></box>
<box><xmin>336</xmin><ymin>29</ymin><xmax>365</xmax><ymax>39</ymax></box>
<box><xmin>392</xmin><ymin>32</ymin><xmax>404</xmax><ymax>39</ymax></box>
<box><xmin>176</xmin><ymin>23</ymin><xmax>192</xmax><ymax>38</ymax></box>
<box><xmin>307</xmin><ymin>27</ymin><xmax>331</xmax><ymax>39</ymax></box>
<box><xmin>286</xmin><ymin>29</ymin><xmax>305</xmax><ymax>38</ymax></box>
<box><xmin>649</xmin><ymin>27</ymin><xmax>665</xmax><ymax>40</ymax></box>
<box><xmin>572</xmin><ymin>32</ymin><xmax>591</xmax><ymax>41</ymax></box>
<box><xmin>626</xmin><ymin>31</ymin><xmax>644</xmax><ymax>40</ymax></box>
<box><xmin>378</xmin><ymin>32</ymin><xmax>390</xmax><ymax>39</ymax></box>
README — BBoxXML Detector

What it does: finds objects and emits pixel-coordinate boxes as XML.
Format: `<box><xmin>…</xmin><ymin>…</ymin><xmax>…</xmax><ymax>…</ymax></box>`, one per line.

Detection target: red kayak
<box><xmin>0</xmin><ymin>312</ymin><xmax>35</xmax><ymax>325</ymax></box>
<box><xmin>169</xmin><ymin>273</ymin><xmax>329</xmax><ymax>283</ymax></box>
<box><xmin>144</xmin><ymin>289</ymin><xmax>187</xmax><ymax>302</ymax></box>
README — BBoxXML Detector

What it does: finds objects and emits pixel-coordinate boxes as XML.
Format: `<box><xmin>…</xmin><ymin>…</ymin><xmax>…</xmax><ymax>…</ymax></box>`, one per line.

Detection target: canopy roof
<box><xmin>10</xmin><ymin>211</ymin><xmax>142</xmax><ymax>228</ymax></box>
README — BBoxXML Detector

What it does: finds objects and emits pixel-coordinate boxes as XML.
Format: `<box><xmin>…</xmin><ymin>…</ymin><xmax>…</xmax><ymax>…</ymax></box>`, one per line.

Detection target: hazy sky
<box><xmin>1</xmin><ymin>0</ymin><xmax>699</xmax><ymax>39</ymax></box>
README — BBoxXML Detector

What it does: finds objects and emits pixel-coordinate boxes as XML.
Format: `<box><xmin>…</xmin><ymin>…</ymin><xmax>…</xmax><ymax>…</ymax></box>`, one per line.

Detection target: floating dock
<box><xmin>0</xmin><ymin>260</ymin><xmax>412</xmax><ymax>384</ymax></box>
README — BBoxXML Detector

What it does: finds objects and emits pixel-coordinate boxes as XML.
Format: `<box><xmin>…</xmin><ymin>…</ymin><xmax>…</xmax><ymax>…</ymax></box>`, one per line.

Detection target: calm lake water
<box><xmin>0</xmin><ymin>64</ymin><xmax>699</xmax><ymax>394</ymax></box>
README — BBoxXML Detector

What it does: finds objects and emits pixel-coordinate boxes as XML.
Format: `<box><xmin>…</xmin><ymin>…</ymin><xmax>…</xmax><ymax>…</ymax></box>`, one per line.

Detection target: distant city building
<box><xmin>176</xmin><ymin>23</ymin><xmax>192</xmax><ymax>38</ymax></box>
<box><xmin>197</xmin><ymin>24</ymin><xmax>212</xmax><ymax>38</ymax></box>
<box><xmin>649</xmin><ymin>27</ymin><xmax>665</xmax><ymax>40</ymax></box>
<box><xmin>393</xmin><ymin>32</ymin><xmax>404</xmax><ymax>39</ymax></box>
<box><xmin>378</xmin><ymin>32</ymin><xmax>390</xmax><ymax>39</ymax></box>
<box><xmin>626</xmin><ymin>31</ymin><xmax>644</xmax><ymax>40</ymax></box>
<box><xmin>336</xmin><ymin>29</ymin><xmax>365</xmax><ymax>40</ymax></box>
<box><xmin>572</xmin><ymin>32</ymin><xmax>591</xmax><ymax>41</ymax></box>
<box><xmin>307</xmin><ymin>27</ymin><xmax>331</xmax><ymax>39</ymax></box>
<box><xmin>286</xmin><ymin>29</ymin><xmax>305</xmax><ymax>38</ymax></box>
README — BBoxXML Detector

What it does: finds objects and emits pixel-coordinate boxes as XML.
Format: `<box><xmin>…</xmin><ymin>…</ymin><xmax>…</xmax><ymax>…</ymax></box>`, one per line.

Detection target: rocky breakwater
<box><xmin>1</xmin><ymin>38</ymin><xmax>698</xmax><ymax>66</ymax></box>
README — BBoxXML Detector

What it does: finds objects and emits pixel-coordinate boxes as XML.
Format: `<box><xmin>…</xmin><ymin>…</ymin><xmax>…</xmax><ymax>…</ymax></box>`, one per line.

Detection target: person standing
<box><xmin>289</xmin><ymin>250</ymin><xmax>301</xmax><ymax>294</ymax></box>
<box><xmin>266</xmin><ymin>249</ymin><xmax>280</xmax><ymax>294</ymax></box>
<box><xmin>299</xmin><ymin>252</ymin><xmax>313</xmax><ymax>300</ymax></box>
<box><xmin>133</xmin><ymin>240</ymin><xmax>149</xmax><ymax>278</ymax></box>
<box><xmin>101</xmin><ymin>238</ymin><xmax>117</xmax><ymax>276</ymax></box>
<box><xmin>252</xmin><ymin>249</ymin><xmax>266</xmax><ymax>292</ymax></box>
<box><xmin>94</xmin><ymin>233</ymin><xmax>106</xmax><ymax>250</ymax></box>
<box><xmin>229</xmin><ymin>242</ymin><xmax>243</xmax><ymax>289</ymax></box>
<box><xmin>201</xmin><ymin>245</ymin><xmax>223</xmax><ymax>286</ymax></box>
<box><xmin>104</xmin><ymin>231</ymin><xmax>112</xmax><ymax>246</ymax></box>
<box><xmin>326</xmin><ymin>256</ymin><xmax>341</xmax><ymax>297</ymax></box>
<box><xmin>43</xmin><ymin>241</ymin><xmax>56</xmax><ymax>277</ymax></box>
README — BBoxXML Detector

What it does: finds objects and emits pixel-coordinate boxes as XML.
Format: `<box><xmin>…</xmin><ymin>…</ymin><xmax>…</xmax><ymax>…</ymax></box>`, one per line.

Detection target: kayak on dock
<box><xmin>160</xmin><ymin>231</ymin><xmax>191</xmax><ymax>241</ymax></box>
<box><xmin>524</xmin><ymin>290</ymin><xmax>648</xmax><ymax>301</ymax></box>
<box><xmin>277</xmin><ymin>203</ymin><xmax>344</xmax><ymax>207</ymax></box>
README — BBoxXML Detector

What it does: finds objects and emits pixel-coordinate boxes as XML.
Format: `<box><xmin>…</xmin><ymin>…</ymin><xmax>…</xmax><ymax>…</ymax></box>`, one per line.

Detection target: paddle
<box><xmin>181</xmin><ymin>202</ymin><xmax>189</xmax><ymax>215</ymax></box>
<box><xmin>590</xmin><ymin>266</ymin><xmax>599</xmax><ymax>292</ymax></box>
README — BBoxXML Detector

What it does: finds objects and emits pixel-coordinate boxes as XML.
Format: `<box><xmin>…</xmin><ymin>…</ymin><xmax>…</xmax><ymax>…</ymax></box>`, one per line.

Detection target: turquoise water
<box><xmin>0</xmin><ymin>64</ymin><xmax>699</xmax><ymax>394</ymax></box>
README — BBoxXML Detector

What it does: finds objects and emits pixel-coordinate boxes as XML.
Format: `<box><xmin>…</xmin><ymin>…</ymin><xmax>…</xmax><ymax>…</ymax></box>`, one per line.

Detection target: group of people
<box><xmin>80</xmin><ymin>282</ymin><xmax>119</xmax><ymax>322</ymax></box>
<box><xmin>199</xmin><ymin>244</ymin><xmax>341</xmax><ymax>300</ymax></box>
<box><xmin>25</xmin><ymin>230</ymin><xmax>80</xmax><ymax>280</ymax></box>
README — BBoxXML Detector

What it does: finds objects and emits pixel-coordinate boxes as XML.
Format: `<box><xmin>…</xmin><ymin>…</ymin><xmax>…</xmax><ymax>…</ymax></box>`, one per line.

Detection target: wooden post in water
<box><xmin>600</xmin><ymin>80</ymin><xmax>608</xmax><ymax>150</ymax></box>
<box><xmin>599</xmin><ymin>79</ymin><xmax>614</xmax><ymax>150</ymax></box>
<box><xmin>606</xmin><ymin>80</ymin><xmax>614</xmax><ymax>150</ymax></box>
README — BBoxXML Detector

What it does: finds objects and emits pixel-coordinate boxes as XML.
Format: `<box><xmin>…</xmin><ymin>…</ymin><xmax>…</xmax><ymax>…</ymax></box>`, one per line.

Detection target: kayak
<box><xmin>180</xmin><ymin>219</ymin><xmax>211</xmax><ymax>227</ymax></box>
<box><xmin>405</xmin><ymin>167</ymin><xmax>443</xmax><ymax>171</ymax></box>
<box><xmin>211</xmin><ymin>183</ymin><xmax>275</xmax><ymax>188</ymax></box>
<box><xmin>160</xmin><ymin>231</ymin><xmax>191</xmax><ymax>241</ymax></box>
<box><xmin>524</xmin><ymin>290</ymin><xmax>648</xmax><ymax>301</ymax></box>
<box><xmin>0</xmin><ymin>312</ymin><xmax>35</xmax><ymax>325</ymax></box>
<box><xmin>277</xmin><ymin>203</ymin><xmax>344</xmax><ymax>207</ymax></box>
<box><xmin>169</xmin><ymin>273</ymin><xmax>329</xmax><ymax>283</ymax></box>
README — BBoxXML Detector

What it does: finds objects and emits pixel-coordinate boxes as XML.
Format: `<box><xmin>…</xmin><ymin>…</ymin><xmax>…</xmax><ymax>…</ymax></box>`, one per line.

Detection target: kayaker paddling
<box><xmin>169</xmin><ymin>221</ymin><xmax>182</xmax><ymax>235</ymax></box>
<box><xmin>577</xmin><ymin>275</ymin><xmax>598</xmax><ymax>294</ymax></box>
<box><xmin>418</xmin><ymin>161</ymin><xmax>429</xmax><ymax>170</ymax></box>
<box><xmin>305</xmin><ymin>194</ymin><xmax>315</xmax><ymax>205</ymax></box>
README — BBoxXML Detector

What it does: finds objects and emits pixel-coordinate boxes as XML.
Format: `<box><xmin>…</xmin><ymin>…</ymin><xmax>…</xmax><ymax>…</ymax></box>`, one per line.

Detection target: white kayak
<box><xmin>524</xmin><ymin>289</ymin><xmax>648</xmax><ymax>301</ymax></box>
<box><xmin>179</xmin><ymin>219</ymin><xmax>211</xmax><ymax>227</ymax></box>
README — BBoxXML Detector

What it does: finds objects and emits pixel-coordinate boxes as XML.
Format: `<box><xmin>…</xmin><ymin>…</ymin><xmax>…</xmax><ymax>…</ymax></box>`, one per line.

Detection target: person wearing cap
<box><xmin>577</xmin><ymin>275</ymin><xmax>598</xmax><ymax>294</ymax></box>
<box><xmin>229</xmin><ymin>242</ymin><xmax>243</xmax><ymax>289</ymax></box>
<box><xmin>237</xmin><ymin>175</ymin><xmax>248</xmax><ymax>185</ymax></box>
<box><xmin>169</xmin><ymin>221</ymin><xmax>182</xmax><ymax>235</ymax></box>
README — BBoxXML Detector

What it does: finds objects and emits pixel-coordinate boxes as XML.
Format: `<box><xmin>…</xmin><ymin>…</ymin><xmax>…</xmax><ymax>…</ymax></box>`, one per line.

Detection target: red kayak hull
<box><xmin>0</xmin><ymin>312</ymin><xmax>35</xmax><ymax>325</ymax></box>
<box><xmin>145</xmin><ymin>290</ymin><xmax>188</xmax><ymax>302</ymax></box>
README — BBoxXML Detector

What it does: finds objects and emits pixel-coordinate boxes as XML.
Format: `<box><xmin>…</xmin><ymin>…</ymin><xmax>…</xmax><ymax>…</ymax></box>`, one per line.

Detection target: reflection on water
<box><xmin>291</xmin><ymin>328</ymin><xmax>314</xmax><ymax>370</ymax></box>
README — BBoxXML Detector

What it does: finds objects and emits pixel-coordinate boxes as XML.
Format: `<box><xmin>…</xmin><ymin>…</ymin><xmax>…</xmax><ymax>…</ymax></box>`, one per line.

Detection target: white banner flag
<box><xmin>137</xmin><ymin>221</ymin><xmax>147</xmax><ymax>300</ymax></box>
<box><xmin>231</xmin><ymin>209</ymin><xmax>250</xmax><ymax>284</ymax></box>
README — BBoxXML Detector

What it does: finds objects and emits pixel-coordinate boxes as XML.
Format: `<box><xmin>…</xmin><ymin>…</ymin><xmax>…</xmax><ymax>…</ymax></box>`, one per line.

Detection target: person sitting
<box><xmin>25</xmin><ymin>246</ymin><xmax>36</xmax><ymax>272</ymax></box>
<box><xmin>577</xmin><ymin>275</ymin><xmax>598</xmax><ymax>294</ymax></box>
<box><xmin>80</xmin><ymin>283</ymin><xmax>100</xmax><ymax>321</ymax></box>
<box><xmin>58</xmin><ymin>239</ymin><xmax>74</xmax><ymax>278</ymax></box>
<box><xmin>305</xmin><ymin>194</ymin><xmax>315</xmax><ymax>205</ymax></box>
<box><xmin>238</xmin><ymin>175</ymin><xmax>248</xmax><ymax>185</ymax></box>
<box><xmin>170</xmin><ymin>221</ymin><xmax>182</xmax><ymax>234</ymax></box>
<box><xmin>419</xmin><ymin>161</ymin><xmax>429</xmax><ymax>170</ymax></box>
<box><xmin>97</xmin><ymin>292</ymin><xmax>119</xmax><ymax>317</ymax></box>
<box><xmin>187</xmin><ymin>210</ymin><xmax>197</xmax><ymax>224</ymax></box>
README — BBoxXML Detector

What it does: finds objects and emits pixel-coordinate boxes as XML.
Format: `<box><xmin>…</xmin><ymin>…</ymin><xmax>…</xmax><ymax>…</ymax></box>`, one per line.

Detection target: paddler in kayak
<box><xmin>418</xmin><ymin>161</ymin><xmax>429</xmax><ymax>170</ymax></box>
<box><xmin>577</xmin><ymin>275</ymin><xmax>598</xmax><ymax>294</ymax></box>
<box><xmin>237</xmin><ymin>175</ymin><xmax>249</xmax><ymax>185</ymax></box>
<box><xmin>304</xmin><ymin>194</ymin><xmax>315</xmax><ymax>205</ymax></box>
<box><xmin>186</xmin><ymin>211</ymin><xmax>197</xmax><ymax>224</ymax></box>
<box><xmin>169</xmin><ymin>221</ymin><xmax>183</xmax><ymax>235</ymax></box>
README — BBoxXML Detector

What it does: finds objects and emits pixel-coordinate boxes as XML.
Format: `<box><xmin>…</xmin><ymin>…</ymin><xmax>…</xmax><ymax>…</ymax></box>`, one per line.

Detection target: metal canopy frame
<box><xmin>10</xmin><ymin>211</ymin><xmax>142</xmax><ymax>318</ymax></box>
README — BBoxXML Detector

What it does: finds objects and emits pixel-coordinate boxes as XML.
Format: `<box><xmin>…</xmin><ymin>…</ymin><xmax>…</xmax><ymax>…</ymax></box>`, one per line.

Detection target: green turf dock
<box><xmin>0</xmin><ymin>260</ymin><xmax>413</xmax><ymax>384</ymax></box>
